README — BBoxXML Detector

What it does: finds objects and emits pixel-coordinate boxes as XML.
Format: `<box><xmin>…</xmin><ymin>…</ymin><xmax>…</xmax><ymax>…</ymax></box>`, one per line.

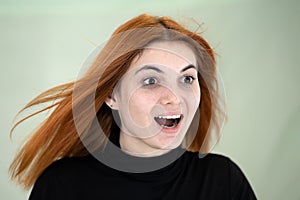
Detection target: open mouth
<box><xmin>154</xmin><ymin>114</ymin><xmax>183</xmax><ymax>129</ymax></box>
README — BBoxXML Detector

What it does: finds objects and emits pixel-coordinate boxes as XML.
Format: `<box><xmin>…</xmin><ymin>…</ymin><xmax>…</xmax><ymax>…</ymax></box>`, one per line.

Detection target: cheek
<box><xmin>183</xmin><ymin>86</ymin><xmax>201</xmax><ymax>108</ymax></box>
<box><xmin>192</xmin><ymin>83</ymin><xmax>201</xmax><ymax>105</ymax></box>
<box><xmin>195</xmin><ymin>88</ymin><xmax>201</xmax><ymax>105</ymax></box>
<box><xmin>128</xmin><ymin>90</ymin><xmax>159</xmax><ymax>125</ymax></box>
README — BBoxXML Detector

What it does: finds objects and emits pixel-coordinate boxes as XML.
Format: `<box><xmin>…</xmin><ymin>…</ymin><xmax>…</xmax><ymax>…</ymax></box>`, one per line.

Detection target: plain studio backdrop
<box><xmin>1</xmin><ymin>0</ymin><xmax>299</xmax><ymax>199</ymax></box>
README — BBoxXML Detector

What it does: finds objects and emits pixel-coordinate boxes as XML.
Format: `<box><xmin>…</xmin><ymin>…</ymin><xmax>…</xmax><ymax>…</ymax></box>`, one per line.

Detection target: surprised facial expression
<box><xmin>107</xmin><ymin>41</ymin><xmax>201</xmax><ymax>155</ymax></box>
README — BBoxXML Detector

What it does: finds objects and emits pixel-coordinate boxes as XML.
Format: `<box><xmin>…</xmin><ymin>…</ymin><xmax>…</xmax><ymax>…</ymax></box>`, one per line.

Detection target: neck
<box><xmin>119</xmin><ymin>131</ymin><xmax>172</xmax><ymax>157</ymax></box>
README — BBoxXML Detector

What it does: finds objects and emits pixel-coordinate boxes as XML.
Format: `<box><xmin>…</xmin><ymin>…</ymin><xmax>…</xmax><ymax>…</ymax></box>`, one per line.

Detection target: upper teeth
<box><xmin>157</xmin><ymin>115</ymin><xmax>181</xmax><ymax>119</ymax></box>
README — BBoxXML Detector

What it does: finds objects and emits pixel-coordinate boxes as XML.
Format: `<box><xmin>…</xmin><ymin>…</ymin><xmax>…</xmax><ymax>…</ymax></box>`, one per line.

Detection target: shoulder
<box><xmin>186</xmin><ymin>152</ymin><xmax>257</xmax><ymax>199</ymax></box>
<box><xmin>34</xmin><ymin>155</ymin><xmax>100</xmax><ymax>189</ymax></box>
<box><xmin>179</xmin><ymin>152</ymin><xmax>257</xmax><ymax>199</ymax></box>
<box><xmin>37</xmin><ymin>156</ymin><xmax>91</xmax><ymax>180</ymax></box>
<box><xmin>183</xmin><ymin>151</ymin><xmax>233</xmax><ymax>170</ymax></box>
<box><xmin>29</xmin><ymin>156</ymin><xmax>96</xmax><ymax>200</ymax></box>
<box><xmin>46</xmin><ymin>155</ymin><xmax>91</xmax><ymax>172</ymax></box>
<box><xmin>183</xmin><ymin>152</ymin><xmax>251</xmax><ymax>180</ymax></box>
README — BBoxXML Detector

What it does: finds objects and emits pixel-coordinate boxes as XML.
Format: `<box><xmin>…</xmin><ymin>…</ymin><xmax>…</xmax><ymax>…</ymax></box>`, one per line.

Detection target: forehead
<box><xmin>130</xmin><ymin>41</ymin><xmax>197</xmax><ymax>71</ymax></box>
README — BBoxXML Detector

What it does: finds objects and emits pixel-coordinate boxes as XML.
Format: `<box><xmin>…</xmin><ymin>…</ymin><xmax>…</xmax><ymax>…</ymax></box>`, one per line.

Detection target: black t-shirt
<box><xmin>29</xmin><ymin>149</ymin><xmax>256</xmax><ymax>200</ymax></box>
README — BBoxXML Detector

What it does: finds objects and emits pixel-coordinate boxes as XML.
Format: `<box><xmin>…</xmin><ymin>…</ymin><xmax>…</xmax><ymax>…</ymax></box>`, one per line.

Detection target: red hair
<box><xmin>10</xmin><ymin>14</ymin><xmax>226</xmax><ymax>190</ymax></box>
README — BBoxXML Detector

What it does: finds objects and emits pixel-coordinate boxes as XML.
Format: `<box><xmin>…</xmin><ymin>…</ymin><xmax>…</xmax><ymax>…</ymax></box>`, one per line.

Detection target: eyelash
<box><xmin>142</xmin><ymin>75</ymin><xmax>196</xmax><ymax>87</ymax></box>
<box><xmin>143</xmin><ymin>77</ymin><xmax>158</xmax><ymax>86</ymax></box>
<box><xmin>180</xmin><ymin>75</ymin><xmax>196</xmax><ymax>84</ymax></box>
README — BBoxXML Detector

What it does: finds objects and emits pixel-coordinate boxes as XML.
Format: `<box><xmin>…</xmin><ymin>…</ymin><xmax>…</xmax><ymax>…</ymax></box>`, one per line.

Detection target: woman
<box><xmin>10</xmin><ymin>14</ymin><xmax>256</xmax><ymax>199</ymax></box>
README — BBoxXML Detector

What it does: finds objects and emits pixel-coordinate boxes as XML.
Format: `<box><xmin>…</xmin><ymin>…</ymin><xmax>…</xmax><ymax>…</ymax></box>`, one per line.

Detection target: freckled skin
<box><xmin>106</xmin><ymin>41</ymin><xmax>201</xmax><ymax>157</ymax></box>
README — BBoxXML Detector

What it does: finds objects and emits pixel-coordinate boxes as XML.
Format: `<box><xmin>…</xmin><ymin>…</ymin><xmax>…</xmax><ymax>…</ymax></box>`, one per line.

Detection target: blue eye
<box><xmin>143</xmin><ymin>77</ymin><xmax>157</xmax><ymax>85</ymax></box>
<box><xmin>181</xmin><ymin>76</ymin><xmax>195</xmax><ymax>84</ymax></box>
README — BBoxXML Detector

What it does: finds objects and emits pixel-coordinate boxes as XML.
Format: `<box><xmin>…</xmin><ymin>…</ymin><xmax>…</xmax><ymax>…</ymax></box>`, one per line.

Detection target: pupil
<box><xmin>185</xmin><ymin>77</ymin><xmax>191</xmax><ymax>83</ymax></box>
<box><xmin>149</xmin><ymin>78</ymin><xmax>155</xmax><ymax>84</ymax></box>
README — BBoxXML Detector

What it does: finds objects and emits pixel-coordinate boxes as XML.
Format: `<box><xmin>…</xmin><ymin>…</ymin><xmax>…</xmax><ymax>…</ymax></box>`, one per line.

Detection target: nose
<box><xmin>159</xmin><ymin>87</ymin><xmax>181</xmax><ymax>105</ymax></box>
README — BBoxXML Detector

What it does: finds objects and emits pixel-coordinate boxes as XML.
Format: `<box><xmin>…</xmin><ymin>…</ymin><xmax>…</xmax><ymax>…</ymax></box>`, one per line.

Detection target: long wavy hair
<box><xmin>10</xmin><ymin>13</ymin><xmax>226</xmax><ymax>190</ymax></box>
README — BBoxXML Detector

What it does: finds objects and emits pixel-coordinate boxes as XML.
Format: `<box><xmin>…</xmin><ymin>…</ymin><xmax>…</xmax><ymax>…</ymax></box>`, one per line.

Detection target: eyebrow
<box><xmin>180</xmin><ymin>65</ymin><xmax>196</xmax><ymax>73</ymax></box>
<box><xmin>135</xmin><ymin>65</ymin><xmax>164</xmax><ymax>75</ymax></box>
<box><xmin>135</xmin><ymin>64</ymin><xmax>196</xmax><ymax>75</ymax></box>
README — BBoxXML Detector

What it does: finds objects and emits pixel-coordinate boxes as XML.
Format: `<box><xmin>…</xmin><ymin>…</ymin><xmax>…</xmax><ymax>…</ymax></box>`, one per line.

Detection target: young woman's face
<box><xmin>108</xmin><ymin>41</ymin><xmax>201</xmax><ymax>156</ymax></box>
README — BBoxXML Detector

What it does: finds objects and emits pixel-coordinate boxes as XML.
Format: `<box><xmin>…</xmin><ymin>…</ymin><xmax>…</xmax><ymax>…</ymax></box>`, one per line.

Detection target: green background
<box><xmin>1</xmin><ymin>0</ymin><xmax>299</xmax><ymax>199</ymax></box>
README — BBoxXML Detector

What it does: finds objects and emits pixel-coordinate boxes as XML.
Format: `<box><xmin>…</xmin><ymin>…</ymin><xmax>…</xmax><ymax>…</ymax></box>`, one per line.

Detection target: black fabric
<box><xmin>29</xmin><ymin>150</ymin><xmax>256</xmax><ymax>200</ymax></box>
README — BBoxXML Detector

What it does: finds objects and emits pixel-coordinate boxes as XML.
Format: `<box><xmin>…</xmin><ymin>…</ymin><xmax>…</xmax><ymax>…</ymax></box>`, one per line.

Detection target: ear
<box><xmin>105</xmin><ymin>92</ymin><xmax>119</xmax><ymax>110</ymax></box>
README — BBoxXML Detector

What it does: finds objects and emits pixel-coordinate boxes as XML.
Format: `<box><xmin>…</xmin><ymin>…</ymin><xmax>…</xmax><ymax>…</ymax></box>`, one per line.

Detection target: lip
<box><xmin>157</xmin><ymin>111</ymin><xmax>182</xmax><ymax>116</ymax></box>
<box><xmin>154</xmin><ymin>113</ymin><xmax>184</xmax><ymax>134</ymax></box>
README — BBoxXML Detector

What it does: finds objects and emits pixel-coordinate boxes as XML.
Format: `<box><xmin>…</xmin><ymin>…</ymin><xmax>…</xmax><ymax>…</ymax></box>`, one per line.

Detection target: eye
<box><xmin>143</xmin><ymin>77</ymin><xmax>158</xmax><ymax>85</ymax></box>
<box><xmin>180</xmin><ymin>76</ymin><xmax>195</xmax><ymax>84</ymax></box>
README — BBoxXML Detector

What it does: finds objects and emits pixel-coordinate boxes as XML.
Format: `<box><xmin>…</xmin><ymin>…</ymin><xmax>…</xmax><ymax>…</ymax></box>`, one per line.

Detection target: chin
<box><xmin>150</xmin><ymin>137</ymin><xmax>183</xmax><ymax>151</ymax></box>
